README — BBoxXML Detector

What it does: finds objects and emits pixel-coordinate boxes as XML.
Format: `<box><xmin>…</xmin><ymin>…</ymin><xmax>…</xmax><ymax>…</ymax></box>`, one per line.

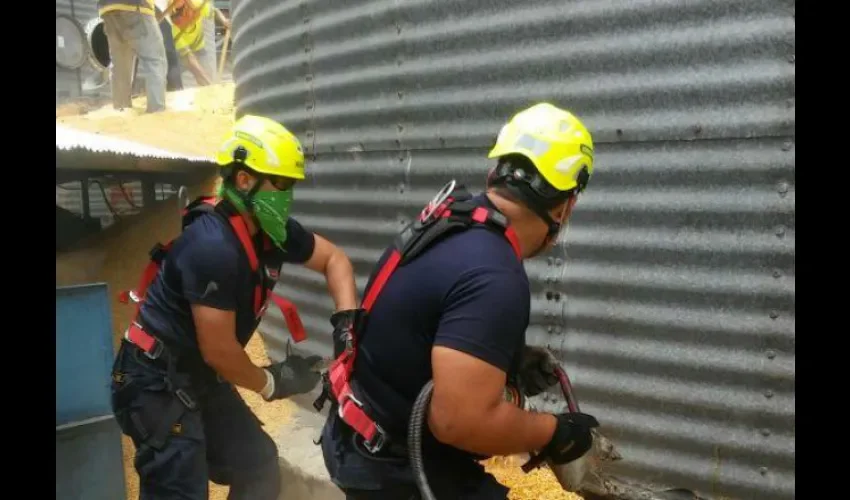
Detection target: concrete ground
<box><xmin>274</xmin><ymin>393</ymin><xmax>345</xmax><ymax>500</ymax></box>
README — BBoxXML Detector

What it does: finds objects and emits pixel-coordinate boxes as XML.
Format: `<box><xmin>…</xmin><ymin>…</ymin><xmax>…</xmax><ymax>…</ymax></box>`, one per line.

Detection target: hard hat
<box><xmin>488</xmin><ymin>103</ymin><xmax>594</xmax><ymax>194</ymax></box>
<box><xmin>215</xmin><ymin>115</ymin><xmax>306</xmax><ymax>180</ymax></box>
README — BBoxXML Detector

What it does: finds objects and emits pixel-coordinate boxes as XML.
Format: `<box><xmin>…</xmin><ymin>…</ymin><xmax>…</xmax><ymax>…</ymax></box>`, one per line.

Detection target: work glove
<box><xmin>518</xmin><ymin>345</ymin><xmax>560</xmax><ymax>396</ymax></box>
<box><xmin>541</xmin><ymin>412</ymin><xmax>600</xmax><ymax>465</ymax></box>
<box><xmin>261</xmin><ymin>353</ymin><xmax>323</xmax><ymax>401</ymax></box>
<box><xmin>330</xmin><ymin>308</ymin><xmax>364</xmax><ymax>358</ymax></box>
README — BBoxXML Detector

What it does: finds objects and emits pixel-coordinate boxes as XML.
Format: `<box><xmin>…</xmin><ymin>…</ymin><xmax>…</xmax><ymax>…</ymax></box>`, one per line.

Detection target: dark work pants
<box><xmin>111</xmin><ymin>343</ymin><xmax>280</xmax><ymax>500</ymax></box>
<box><xmin>158</xmin><ymin>14</ymin><xmax>184</xmax><ymax>91</ymax></box>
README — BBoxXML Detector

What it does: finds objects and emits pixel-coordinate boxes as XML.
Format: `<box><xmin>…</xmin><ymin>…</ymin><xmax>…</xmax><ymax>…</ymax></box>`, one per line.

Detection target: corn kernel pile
<box><xmin>56</xmin><ymin>83</ymin><xmax>236</xmax><ymax>158</ymax></box>
<box><xmin>485</xmin><ymin>455</ymin><xmax>585</xmax><ymax>500</ymax></box>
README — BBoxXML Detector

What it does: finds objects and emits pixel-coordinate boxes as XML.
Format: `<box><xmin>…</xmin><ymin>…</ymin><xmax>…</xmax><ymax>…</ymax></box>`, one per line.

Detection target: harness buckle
<box><xmin>338</xmin><ymin>392</ymin><xmax>365</xmax><ymax>418</ymax></box>
<box><xmin>149</xmin><ymin>242</ymin><xmax>168</xmax><ymax>264</ymax></box>
<box><xmin>144</xmin><ymin>337</ymin><xmax>164</xmax><ymax>360</ymax></box>
<box><xmin>175</xmin><ymin>388</ymin><xmax>197</xmax><ymax>411</ymax></box>
<box><xmin>313</xmin><ymin>373</ymin><xmax>332</xmax><ymax>412</ymax></box>
<box><xmin>362</xmin><ymin>422</ymin><xmax>388</xmax><ymax>454</ymax></box>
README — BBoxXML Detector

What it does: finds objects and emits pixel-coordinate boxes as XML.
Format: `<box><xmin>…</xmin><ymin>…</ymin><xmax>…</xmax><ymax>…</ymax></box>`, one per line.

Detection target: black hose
<box><xmin>408</xmin><ymin>379</ymin><xmax>438</xmax><ymax>500</ymax></box>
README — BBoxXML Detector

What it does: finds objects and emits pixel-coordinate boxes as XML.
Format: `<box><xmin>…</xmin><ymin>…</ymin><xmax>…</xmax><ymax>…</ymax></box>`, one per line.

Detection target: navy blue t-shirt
<box><xmin>323</xmin><ymin>193</ymin><xmax>531</xmax><ymax>492</ymax></box>
<box><xmin>139</xmin><ymin>209</ymin><xmax>315</xmax><ymax>363</ymax></box>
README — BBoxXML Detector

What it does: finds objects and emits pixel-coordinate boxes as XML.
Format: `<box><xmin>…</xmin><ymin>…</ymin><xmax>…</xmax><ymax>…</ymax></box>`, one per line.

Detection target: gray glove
<box><xmin>263</xmin><ymin>353</ymin><xmax>322</xmax><ymax>401</ymax></box>
<box><xmin>518</xmin><ymin>345</ymin><xmax>560</xmax><ymax>396</ymax></box>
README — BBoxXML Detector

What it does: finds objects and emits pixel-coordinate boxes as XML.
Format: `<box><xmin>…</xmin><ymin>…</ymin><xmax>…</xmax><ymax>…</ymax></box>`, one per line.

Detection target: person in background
<box><xmin>168</xmin><ymin>0</ymin><xmax>225</xmax><ymax>86</ymax></box>
<box><xmin>97</xmin><ymin>0</ymin><xmax>168</xmax><ymax>112</ymax></box>
<box><xmin>155</xmin><ymin>2</ymin><xmax>184</xmax><ymax>91</ymax></box>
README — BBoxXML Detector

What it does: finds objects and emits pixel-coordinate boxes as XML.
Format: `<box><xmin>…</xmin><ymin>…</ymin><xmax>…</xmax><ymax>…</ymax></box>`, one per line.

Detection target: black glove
<box><xmin>518</xmin><ymin>345</ymin><xmax>560</xmax><ymax>396</ymax></box>
<box><xmin>330</xmin><ymin>308</ymin><xmax>364</xmax><ymax>357</ymax></box>
<box><xmin>263</xmin><ymin>353</ymin><xmax>323</xmax><ymax>401</ymax></box>
<box><xmin>541</xmin><ymin>412</ymin><xmax>600</xmax><ymax>465</ymax></box>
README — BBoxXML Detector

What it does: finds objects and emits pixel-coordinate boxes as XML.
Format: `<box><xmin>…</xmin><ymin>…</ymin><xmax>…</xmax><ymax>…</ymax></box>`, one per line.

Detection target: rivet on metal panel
<box><xmin>395</xmin><ymin>139</ymin><xmax>401</xmax><ymax>148</ymax></box>
<box><xmin>303</xmin><ymin>17</ymin><xmax>310</xmax><ymax>24</ymax></box>
<box><xmin>787</xmin><ymin>54</ymin><xmax>795</xmax><ymax>64</ymax></box>
<box><xmin>306</xmin><ymin>130</ymin><xmax>314</xmax><ymax>137</ymax></box>
<box><xmin>399</xmin><ymin>183</ymin><xmax>405</xmax><ymax>194</ymax></box>
<box><xmin>769</xmin><ymin>310</ymin><xmax>779</xmax><ymax>320</ymax></box>
<box><xmin>306</xmin><ymin>104</ymin><xmax>313</xmax><ymax>111</ymax></box>
<box><xmin>397</xmin><ymin>91</ymin><xmax>404</xmax><ymax>100</ymax></box>
<box><xmin>546</xmin><ymin>291</ymin><xmax>553</xmax><ymax>301</ymax></box>
<box><xmin>759</xmin><ymin>467</ymin><xmax>769</xmax><ymax>476</ymax></box>
<box><xmin>760</xmin><ymin>428</ymin><xmax>771</xmax><ymax>437</ymax></box>
<box><xmin>766</xmin><ymin>350</ymin><xmax>777</xmax><ymax>360</ymax></box>
<box><xmin>782</xmin><ymin>140</ymin><xmax>793</xmax><ymax>151</ymax></box>
<box><xmin>553</xmin><ymin>292</ymin><xmax>561</xmax><ymax>302</ymax></box>
<box><xmin>306</xmin><ymin>74</ymin><xmax>313</xmax><ymax>82</ymax></box>
<box><xmin>772</xmin><ymin>269</ymin><xmax>782</xmax><ymax>279</ymax></box>
<box><xmin>439</xmin><ymin>138</ymin><xmax>446</xmax><ymax>147</ymax></box>
<box><xmin>397</xmin><ymin>124</ymin><xmax>404</xmax><ymax>133</ymax></box>
<box><xmin>777</xmin><ymin>181</ymin><xmax>789</xmax><ymax>196</ymax></box>
<box><xmin>692</xmin><ymin>125</ymin><xmax>702</xmax><ymax>135</ymax></box>
<box><xmin>395</xmin><ymin>24</ymin><xmax>402</xmax><ymax>35</ymax></box>
<box><xmin>399</xmin><ymin>155</ymin><xmax>405</xmax><ymax>163</ymax></box>
<box><xmin>547</xmin><ymin>257</ymin><xmax>554</xmax><ymax>266</ymax></box>
<box><xmin>555</xmin><ymin>258</ymin><xmax>563</xmax><ymax>267</ymax></box>
<box><xmin>547</xmin><ymin>326</ymin><xmax>554</xmax><ymax>333</ymax></box>
<box><xmin>764</xmin><ymin>389</ymin><xmax>774</xmax><ymax>399</ymax></box>
<box><xmin>616</xmin><ymin>129</ymin><xmax>623</xmax><ymax>138</ymax></box>
<box><xmin>774</xmin><ymin>225</ymin><xmax>786</xmax><ymax>238</ymax></box>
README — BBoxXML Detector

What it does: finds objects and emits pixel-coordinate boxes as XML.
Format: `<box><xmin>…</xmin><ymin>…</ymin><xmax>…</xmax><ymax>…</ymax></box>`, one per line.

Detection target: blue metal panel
<box><xmin>56</xmin><ymin>283</ymin><xmax>116</xmax><ymax>426</ymax></box>
<box><xmin>56</xmin><ymin>416</ymin><xmax>127</xmax><ymax>500</ymax></box>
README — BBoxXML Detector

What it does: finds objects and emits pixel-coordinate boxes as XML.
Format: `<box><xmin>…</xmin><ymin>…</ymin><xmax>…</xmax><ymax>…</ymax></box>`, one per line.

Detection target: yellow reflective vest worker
<box><xmin>97</xmin><ymin>0</ymin><xmax>156</xmax><ymax>17</ymax></box>
<box><xmin>170</xmin><ymin>0</ymin><xmax>212</xmax><ymax>55</ymax></box>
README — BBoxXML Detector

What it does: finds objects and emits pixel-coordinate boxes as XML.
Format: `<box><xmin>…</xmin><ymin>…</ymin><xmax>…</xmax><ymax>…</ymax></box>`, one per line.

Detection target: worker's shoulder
<box><xmin>439</xmin><ymin>224</ymin><xmax>526</xmax><ymax>272</ymax></box>
<box><xmin>173</xmin><ymin>212</ymin><xmax>242</xmax><ymax>261</ymax></box>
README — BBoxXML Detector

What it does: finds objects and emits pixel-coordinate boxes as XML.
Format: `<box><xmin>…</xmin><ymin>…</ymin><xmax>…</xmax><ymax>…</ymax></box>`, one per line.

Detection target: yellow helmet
<box><xmin>215</xmin><ymin>115</ymin><xmax>306</xmax><ymax>180</ymax></box>
<box><xmin>488</xmin><ymin>102</ymin><xmax>593</xmax><ymax>194</ymax></box>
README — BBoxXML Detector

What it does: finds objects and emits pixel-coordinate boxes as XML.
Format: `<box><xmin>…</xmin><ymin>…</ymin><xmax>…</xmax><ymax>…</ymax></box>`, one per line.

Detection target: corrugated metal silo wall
<box><xmin>56</xmin><ymin>0</ymin><xmax>101</xmax><ymax>103</ymax></box>
<box><xmin>232</xmin><ymin>1</ymin><xmax>795</xmax><ymax>499</ymax></box>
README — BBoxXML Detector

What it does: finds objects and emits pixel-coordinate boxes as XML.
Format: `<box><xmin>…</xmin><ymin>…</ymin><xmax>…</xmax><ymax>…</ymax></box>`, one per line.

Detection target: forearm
<box><xmin>324</xmin><ymin>250</ymin><xmax>357</xmax><ymax>311</ymax></box>
<box><xmin>215</xmin><ymin>8</ymin><xmax>229</xmax><ymax>27</ymax></box>
<box><xmin>202</xmin><ymin>342</ymin><xmax>267</xmax><ymax>393</ymax></box>
<box><xmin>429</xmin><ymin>401</ymin><xmax>557</xmax><ymax>457</ymax></box>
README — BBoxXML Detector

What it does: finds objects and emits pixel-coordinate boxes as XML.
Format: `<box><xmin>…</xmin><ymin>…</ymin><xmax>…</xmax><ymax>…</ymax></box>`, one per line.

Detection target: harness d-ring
<box><xmin>419</xmin><ymin>179</ymin><xmax>457</xmax><ymax>223</ymax></box>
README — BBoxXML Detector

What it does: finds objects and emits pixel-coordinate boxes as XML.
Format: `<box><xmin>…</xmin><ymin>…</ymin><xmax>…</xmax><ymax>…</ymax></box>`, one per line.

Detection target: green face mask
<box><xmin>251</xmin><ymin>188</ymin><xmax>293</xmax><ymax>249</ymax></box>
<box><xmin>219</xmin><ymin>183</ymin><xmax>294</xmax><ymax>249</ymax></box>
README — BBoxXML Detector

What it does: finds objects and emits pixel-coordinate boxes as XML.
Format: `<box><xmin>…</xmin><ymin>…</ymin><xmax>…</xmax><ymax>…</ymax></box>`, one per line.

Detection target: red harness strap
<box><xmin>119</xmin><ymin>196</ymin><xmax>307</xmax><ymax>357</ymax></box>
<box><xmin>324</xmin><ymin>189</ymin><xmax>521</xmax><ymax>451</ymax></box>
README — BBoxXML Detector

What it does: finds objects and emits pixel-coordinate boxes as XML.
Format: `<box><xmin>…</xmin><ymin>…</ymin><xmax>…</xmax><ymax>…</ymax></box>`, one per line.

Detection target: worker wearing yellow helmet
<box><xmin>318</xmin><ymin>102</ymin><xmax>601</xmax><ymax>500</ymax></box>
<box><xmin>111</xmin><ymin>115</ymin><xmax>358</xmax><ymax>499</ymax></box>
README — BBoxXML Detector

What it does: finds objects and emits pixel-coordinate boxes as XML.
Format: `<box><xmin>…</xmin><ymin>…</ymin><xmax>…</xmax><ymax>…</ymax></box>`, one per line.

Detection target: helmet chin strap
<box><xmin>527</xmin><ymin>197</ymin><xmax>576</xmax><ymax>259</ymax></box>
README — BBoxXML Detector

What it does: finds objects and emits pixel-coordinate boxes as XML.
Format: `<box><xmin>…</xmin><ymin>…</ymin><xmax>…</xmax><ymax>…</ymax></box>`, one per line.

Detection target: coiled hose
<box><xmin>408</xmin><ymin>379</ymin><xmax>438</xmax><ymax>500</ymax></box>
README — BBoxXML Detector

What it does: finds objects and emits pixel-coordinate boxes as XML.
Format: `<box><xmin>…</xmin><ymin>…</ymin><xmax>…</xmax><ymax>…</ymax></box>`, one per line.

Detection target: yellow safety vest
<box><xmin>171</xmin><ymin>1</ymin><xmax>211</xmax><ymax>54</ymax></box>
